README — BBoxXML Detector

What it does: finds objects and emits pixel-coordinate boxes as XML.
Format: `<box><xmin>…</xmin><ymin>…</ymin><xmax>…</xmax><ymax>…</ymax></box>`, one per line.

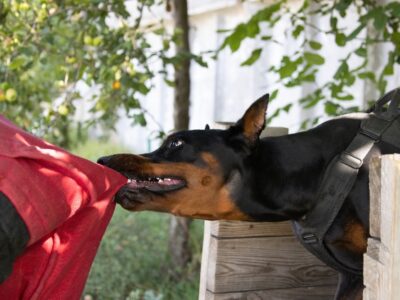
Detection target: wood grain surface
<box><xmin>207</xmin><ymin>236</ymin><xmax>338</xmax><ymax>293</ymax></box>
<box><xmin>205</xmin><ymin>285</ymin><xmax>337</xmax><ymax>300</ymax></box>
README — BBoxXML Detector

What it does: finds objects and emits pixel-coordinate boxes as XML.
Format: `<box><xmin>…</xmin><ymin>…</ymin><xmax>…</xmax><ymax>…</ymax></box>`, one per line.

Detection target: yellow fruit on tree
<box><xmin>58</xmin><ymin>104</ymin><xmax>69</xmax><ymax>116</ymax></box>
<box><xmin>112</xmin><ymin>81</ymin><xmax>121</xmax><ymax>90</ymax></box>
<box><xmin>5</xmin><ymin>89</ymin><xmax>17</xmax><ymax>102</ymax></box>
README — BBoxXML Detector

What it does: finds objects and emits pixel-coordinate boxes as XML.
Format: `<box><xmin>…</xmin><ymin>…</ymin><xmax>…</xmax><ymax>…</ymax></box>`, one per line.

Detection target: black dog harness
<box><xmin>292</xmin><ymin>88</ymin><xmax>400</xmax><ymax>275</ymax></box>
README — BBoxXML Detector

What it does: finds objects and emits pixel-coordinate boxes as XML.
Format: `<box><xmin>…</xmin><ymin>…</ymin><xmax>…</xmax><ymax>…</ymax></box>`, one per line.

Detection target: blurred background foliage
<box><xmin>220</xmin><ymin>0</ymin><xmax>400</xmax><ymax>127</ymax></box>
<box><xmin>0</xmin><ymin>0</ymin><xmax>172</xmax><ymax>148</ymax></box>
<box><xmin>1</xmin><ymin>0</ymin><xmax>399</xmax><ymax>147</ymax></box>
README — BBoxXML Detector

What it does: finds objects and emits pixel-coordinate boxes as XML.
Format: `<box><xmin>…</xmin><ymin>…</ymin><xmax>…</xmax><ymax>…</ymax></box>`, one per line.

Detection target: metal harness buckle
<box><xmin>302</xmin><ymin>233</ymin><xmax>318</xmax><ymax>244</ymax></box>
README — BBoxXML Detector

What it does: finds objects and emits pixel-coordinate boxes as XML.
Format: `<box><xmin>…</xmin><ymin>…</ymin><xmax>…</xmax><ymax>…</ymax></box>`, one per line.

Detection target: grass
<box><xmin>72</xmin><ymin>139</ymin><xmax>204</xmax><ymax>300</ymax></box>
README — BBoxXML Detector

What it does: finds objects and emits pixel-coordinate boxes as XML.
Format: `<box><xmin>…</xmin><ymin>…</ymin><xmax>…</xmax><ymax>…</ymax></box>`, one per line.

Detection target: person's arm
<box><xmin>0</xmin><ymin>191</ymin><xmax>29</xmax><ymax>283</ymax></box>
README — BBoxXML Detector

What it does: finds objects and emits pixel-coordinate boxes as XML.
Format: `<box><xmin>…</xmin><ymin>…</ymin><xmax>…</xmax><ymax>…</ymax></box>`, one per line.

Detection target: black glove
<box><xmin>0</xmin><ymin>192</ymin><xmax>29</xmax><ymax>284</ymax></box>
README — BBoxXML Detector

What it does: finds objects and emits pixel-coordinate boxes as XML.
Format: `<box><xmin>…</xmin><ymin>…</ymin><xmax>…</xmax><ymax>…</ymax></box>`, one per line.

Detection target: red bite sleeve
<box><xmin>0</xmin><ymin>116</ymin><xmax>127</xmax><ymax>299</ymax></box>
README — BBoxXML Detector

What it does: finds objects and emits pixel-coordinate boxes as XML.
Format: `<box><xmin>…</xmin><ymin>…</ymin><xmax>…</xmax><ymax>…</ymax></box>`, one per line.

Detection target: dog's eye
<box><xmin>168</xmin><ymin>139</ymin><xmax>184</xmax><ymax>149</ymax></box>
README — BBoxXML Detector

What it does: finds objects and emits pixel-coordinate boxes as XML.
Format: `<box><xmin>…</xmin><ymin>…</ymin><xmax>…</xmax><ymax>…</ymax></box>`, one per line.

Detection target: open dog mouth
<box><xmin>125</xmin><ymin>175</ymin><xmax>186</xmax><ymax>193</ymax></box>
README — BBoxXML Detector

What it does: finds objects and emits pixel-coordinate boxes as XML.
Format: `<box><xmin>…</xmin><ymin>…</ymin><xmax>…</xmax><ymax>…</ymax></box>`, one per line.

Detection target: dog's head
<box><xmin>98</xmin><ymin>94</ymin><xmax>269</xmax><ymax>220</ymax></box>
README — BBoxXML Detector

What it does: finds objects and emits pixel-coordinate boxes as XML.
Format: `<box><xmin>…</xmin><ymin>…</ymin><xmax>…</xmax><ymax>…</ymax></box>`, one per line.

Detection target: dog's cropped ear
<box><xmin>229</xmin><ymin>94</ymin><xmax>269</xmax><ymax>146</ymax></box>
<box><xmin>204</xmin><ymin>124</ymin><xmax>210</xmax><ymax>130</ymax></box>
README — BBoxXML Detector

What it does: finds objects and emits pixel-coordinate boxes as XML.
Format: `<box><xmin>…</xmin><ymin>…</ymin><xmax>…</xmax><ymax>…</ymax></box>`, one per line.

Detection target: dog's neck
<box><xmin>237</xmin><ymin>118</ymin><xmax>361</xmax><ymax>221</ymax></box>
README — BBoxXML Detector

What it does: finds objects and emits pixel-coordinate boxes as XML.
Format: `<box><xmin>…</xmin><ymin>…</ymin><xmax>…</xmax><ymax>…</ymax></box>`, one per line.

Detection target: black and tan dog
<box><xmin>98</xmin><ymin>94</ymin><xmax>399</xmax><ymax>300</ymax></box>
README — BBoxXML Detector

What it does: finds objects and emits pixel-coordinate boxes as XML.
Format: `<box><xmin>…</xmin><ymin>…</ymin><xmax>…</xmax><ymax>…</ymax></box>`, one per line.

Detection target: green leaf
<box><xmin>300</xmin><ymin>119</ymin><xmax>309</xmax><ymax>130</ymax></box>
<box><xmin>241</xmin><ymin>48</ymin><xmax>262</xmax><ymax>66</ymax></box>
<box><xmin>336</xmin><ymin>94</ymin><xmax>354</xmax><ymax>101</ymax></box>
<box><xmin>252</xmin><ymin>2</ymin><xmax>282</xmax><ymax>23</ymax></box>
<box><xmin>153</xmin><ymin>28</ymin><xmax>165</xmax><ymax>35</ymax></box>
<box><xmin>221</xmin><ymin>2</ymin><xmax>282</xmax><ymax>52</ymax></box>
<box><xmin>372</xmin><ymin>7</ymin><xmax>387</xmax><ymax>31</ymax></box>
<box><xmin>261</xmin><ymin>35</ymin><xmax>272</xmax><ymax>41</ymax></box>
<box><xmin>334</xmin><ymin>61</ymin><xmax>349</xmax><ymax>80</ymax></box>
<box><xmin>355</xmin><ymin>47</ymin><xmax>367</xmax><ymax>57</ymax></box>
<box><xmin>9</xmin><ymin>55</ymin><xmax>28</xmax><ymax>70</ymax></box>
<box><xmin>347</xmin><ymin>24</ymin><xmax>365</xmax><ymax>41</ymax></box>
<box><xmin>330</xmin><ymin>17</ymin><xmax>338</xmax><ymax>31</ymax></box>
<box><xmin>278</xmin><ymin>56</ymin><xmax>298</xmax><ymax>78</ymax></box>
<box><xmin>269</xmin><ymin>89</ymin><xmax>279</xmax><ymax>101</ymax></box>
<box><xmin>378</xmin><ymin>79</ymin><xmax>388</xmax><ymax>94</ymax></box>
<box><xmin>336</xmin><ymin>0</ymin><xmax>351</xmax><ymax>17</ymax></box>
<box><xmin>387</xmin><ymin>2</ymin><xmax>400</xmax><ymax>17</ymax></box>
<box><xmin>335</xmin><ymin>33</ymin><xmax>346</xmax><ymax>47</ymax></box>
<box><xmin>383</xmin><ymin>64</ymin><xmax>394</xmax><ymax>75</ymax></box>
<box><xmin>303</xmin><ymin>96</ymin><xmax>321</xmax><ymax>108</ymax></box>
<box><xmin>302</xmin><ymin>73</ymin><xmax>316</xmax><ymax>82</ymax></box>
<box><xmin>358</xmin><ymin>72</ymin><xmax>375</xmax><ymax>81</ymax></box>
<box><xmin>282</xmin><ymin>103</ymin><xmax>292</xmax><ymax>112</ymax></box>
<box><xmin>246</xmin><ymin>21</ymin><xmax>260</xmax><ymax>38</ymax></box>
<box><xmin>304</xmin><ymin>52</ymin><xmax>325</xmax><ymax>65</ymax></box>
<box><xmin>325</xmin><ymin>101</ymin><xmax>339</xmax><ymax>115</ymax></box>
<box><xmin>309</xmin><ymin>40</ymin><xmax>322</xmax><ymax>50</ymax></box>
<box><xmin>193</xmin><ymin>56</ymin><xmax>208</xmax><ymax>67</ymax></box>
<box><xmin>133</xmin><ymin>113</ymin><xmax>147</xmax><ymax>126</ymax></box>
<box><xmin>292</xmin><ymin>25</ymin><xmax>304</xmax><ymax>39</ymax></box>
<box><xmin>391</xmin><ymin>31</ymin><xmax>400</xmax><ymax>45</ymax></box>
<box><xmin>164</xmin><ymin>78</ymin><xmax>175</xmax><ymax>87</ymax></box>
<box><xmin>217</xmin><ymin>29</ymin><xmax>233</xmax><ymax>33</ymax></box>
<box><xmin>222</xmin><ymin>23</ymin><xmax>248</xmax><ymax>52</ymax></box>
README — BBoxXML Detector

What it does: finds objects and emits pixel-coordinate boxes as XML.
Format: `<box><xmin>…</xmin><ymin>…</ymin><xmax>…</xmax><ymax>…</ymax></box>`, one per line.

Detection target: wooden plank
<box><xmin>210</xmin><ymin>221</ymin><xmax>294</xmax><ymax>238</ymax></box>
<box><xmin>379</xmin><ymin>155</ymin><xmax>398</xmax><ymax>251</ymax></box>
<box><xmin>385</xmin><ymin>154</ymin><xmax>400</xmax><ymax>299</ymax></box>
<box><xmin>364</xmin><ymin>155</ymin><xmax>400</xmax><ymax>300</ymax></box>
<box><xmin>391</xmin><ymin>154</ymin><xmax>400</xmax><ymax>299</ymax></box>
<box><xmin>363</xmin><ymin>249</ymin><xmax>381</xmax><ymax>300</ymax></box>
<box><xmin>207</xmin><ymin>236</ymin><xmax>338</xmax><ymax>293</ymax></box>
<box><xmin>368</xmin><ymin>157</ymin><xmax>382</xmax><ymax>238</ymax></box>
<box><xmin>199</xmin><ymin>221</ymin><xmax>212</xmax><ymax>300</ymax></box>
<box><xmin>205</xmin><ymin>285</ymin><xmax>337</xmax><ymax>300</ymax></box>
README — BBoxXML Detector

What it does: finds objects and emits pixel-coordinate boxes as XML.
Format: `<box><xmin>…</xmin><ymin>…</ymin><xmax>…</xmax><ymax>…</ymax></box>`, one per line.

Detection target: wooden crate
<box><xmin>199</xmin><ymin>127</ymin><xmax>338</xmax><ymax>299</ymax></box>
<box><xmin>199</xmin><ymin>221</ymin><xmax>338</xmax><ymax>299</ymax></box>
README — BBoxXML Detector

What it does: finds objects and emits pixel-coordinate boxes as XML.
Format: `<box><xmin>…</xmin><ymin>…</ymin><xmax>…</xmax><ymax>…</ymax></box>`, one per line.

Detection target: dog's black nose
<box><xmin>97</xmin><ymin>156</ymin><xmax>111</xmax><ymax>165</ymax></box>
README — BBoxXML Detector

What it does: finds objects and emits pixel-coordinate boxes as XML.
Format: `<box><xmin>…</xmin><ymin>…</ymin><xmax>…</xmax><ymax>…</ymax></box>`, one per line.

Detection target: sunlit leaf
<box><xmin>309</xmin><ymin>40</ymin><xmax>322</xmax><ymax>50</ymax></box>
<box><xmin>355</xmin><ymin>47</ymin><xmax>367</xmax><ymax>57</ymax></box>
<box><xmin>325</xmin><ymin>101</ymin><xmax>339</xmax><ymax>115</ymax></box>
<box><xmin>241</xmin><ymin>48</ymin><xmax>262</xmax><ymax>66</ymax></box>
<box><xmin>335</xmin><ymin>33</ymin><xmax>346</xmax><ymax>47</ymax></box>
<box><xmin>304</xmin><ymin>52</ymin><xmax>325</xmax><ymax>65</ymax></box>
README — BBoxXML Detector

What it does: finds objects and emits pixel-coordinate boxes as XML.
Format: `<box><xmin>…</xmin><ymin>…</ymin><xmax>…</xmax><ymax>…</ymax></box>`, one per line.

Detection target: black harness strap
<box><xmin>292</xmin><ymin>88</ymin><xmax>400</xmax><ymax>275</ymax></box>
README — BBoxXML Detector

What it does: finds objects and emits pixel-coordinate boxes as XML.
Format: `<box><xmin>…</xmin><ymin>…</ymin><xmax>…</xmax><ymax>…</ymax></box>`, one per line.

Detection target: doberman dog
<box><xmin>98</xmin><ymin>93</ymin><xmax>400</xmax><ymax>300</ymax></box>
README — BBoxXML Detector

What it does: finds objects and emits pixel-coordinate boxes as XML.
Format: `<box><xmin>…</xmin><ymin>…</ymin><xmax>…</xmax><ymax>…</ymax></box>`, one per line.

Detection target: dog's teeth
<box><xmin>127</xmin><ymin>179</ymin><xmax>132</xmax><ymax>183</ymax></box>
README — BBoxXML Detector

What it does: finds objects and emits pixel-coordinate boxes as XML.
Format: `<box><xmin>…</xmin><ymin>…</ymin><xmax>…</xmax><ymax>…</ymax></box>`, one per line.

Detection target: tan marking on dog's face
<box><xmin>109</xmin><ymin>153</ymin><xmax>250</xmax><ymax>221</ymax></box>
<box><xmin>201</xmin><ymin>176</ymin><xmax>212</xmax><ymax>186</ymax></box>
